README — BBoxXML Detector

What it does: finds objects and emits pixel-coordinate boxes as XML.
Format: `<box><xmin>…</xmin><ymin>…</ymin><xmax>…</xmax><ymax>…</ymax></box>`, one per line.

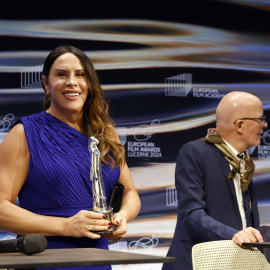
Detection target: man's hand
<box><xmin>232</xmin><ymin>227</ymin><xmax>263</xmax><ymax>246</ymax></box>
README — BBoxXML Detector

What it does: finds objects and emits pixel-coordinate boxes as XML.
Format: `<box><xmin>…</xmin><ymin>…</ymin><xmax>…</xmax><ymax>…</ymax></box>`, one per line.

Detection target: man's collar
<box><xmin>222</xmin><ymin>138</ymin><xmax>239</xmax><ymax>156</ymax></box>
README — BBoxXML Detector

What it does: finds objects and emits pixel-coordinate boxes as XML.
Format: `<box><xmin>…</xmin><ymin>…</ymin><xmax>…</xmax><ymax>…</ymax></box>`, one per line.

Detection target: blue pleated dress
<box><xmin>17</xmin><ymin>111</ymin><xmax>121</xmax><ymax>270</ymax></box>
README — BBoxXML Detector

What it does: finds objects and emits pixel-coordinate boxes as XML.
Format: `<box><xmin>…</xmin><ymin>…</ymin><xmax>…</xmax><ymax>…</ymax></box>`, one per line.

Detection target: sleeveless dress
<box><xmin>17</xmin><ymin>111</ymin><xmax>121</xmax><ymax>270</ymax></box>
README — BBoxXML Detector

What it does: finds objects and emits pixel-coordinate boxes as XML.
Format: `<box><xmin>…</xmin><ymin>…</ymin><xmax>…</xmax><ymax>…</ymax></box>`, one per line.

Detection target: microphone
<box><xmin>0</xmin><ymin>234</ymin><xmax>47</xmax><ymax>255</ymax></box>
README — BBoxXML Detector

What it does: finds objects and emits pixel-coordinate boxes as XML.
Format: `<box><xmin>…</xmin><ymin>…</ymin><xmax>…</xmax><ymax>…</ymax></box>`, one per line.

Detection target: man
<box><xmin>163</xmin><ymin>91</ymin><xmax>267</xmax><ymax>270</ymax></box>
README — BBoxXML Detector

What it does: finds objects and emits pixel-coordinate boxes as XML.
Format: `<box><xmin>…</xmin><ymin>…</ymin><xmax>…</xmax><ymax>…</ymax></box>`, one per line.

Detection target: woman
<box><xmin>0</xmin><ymin>45</ymin><xmax>141</xmax><ymax>269</ymax></box>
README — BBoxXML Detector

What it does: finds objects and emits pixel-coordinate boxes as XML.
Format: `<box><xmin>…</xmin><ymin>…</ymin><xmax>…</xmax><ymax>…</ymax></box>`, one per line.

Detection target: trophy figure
<box><xmin>89</xmin><ymin>136</ymin><xmax>117</xmax><ymax>234</ymax></box>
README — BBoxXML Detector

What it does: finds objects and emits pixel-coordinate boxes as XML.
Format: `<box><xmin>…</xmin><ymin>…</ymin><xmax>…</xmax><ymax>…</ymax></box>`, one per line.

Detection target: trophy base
<box><xmin>88</xmin><ymin>207</ymin><xmax>117</xmax><ymax>235</ymax></box>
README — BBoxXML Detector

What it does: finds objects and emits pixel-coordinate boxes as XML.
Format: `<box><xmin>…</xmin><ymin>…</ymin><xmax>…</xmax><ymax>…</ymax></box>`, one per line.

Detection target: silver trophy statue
<box><xmin>89</xmin><ymin>136</ymin><xmax>117</xmax><ymax>234</ymax></box>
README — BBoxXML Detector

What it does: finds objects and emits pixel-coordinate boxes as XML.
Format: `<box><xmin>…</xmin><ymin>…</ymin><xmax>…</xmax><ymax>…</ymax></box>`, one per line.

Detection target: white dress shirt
<box><xmin>223</xmin><ymin>139</ymin><xmax>251</xmax><ymax>229</ymax></box>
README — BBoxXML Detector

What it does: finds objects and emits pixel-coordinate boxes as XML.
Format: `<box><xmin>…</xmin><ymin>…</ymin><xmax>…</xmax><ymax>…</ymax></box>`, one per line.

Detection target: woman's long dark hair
<box><xmin>42</xmin><ymin>45</ymin><xmax>125</xmax><ymax>167</ymax></box>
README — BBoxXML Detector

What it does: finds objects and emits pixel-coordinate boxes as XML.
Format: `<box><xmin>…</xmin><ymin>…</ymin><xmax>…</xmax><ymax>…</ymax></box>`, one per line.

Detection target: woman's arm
<box><xmin>0</xmin><ymin>124</ymin><xmax>109</xmax><ymax>238</ymax></box>
<box><xmin>104</xmin><ymin>128</ymin><xmax>141</xmax><ymax>241</ymax></box>
<box><xmin>117</xmin><ymin>163</ymin><xmax>141</xmax><ymax>223</ymax></box>
<box><xmin>105</xmin><ymin>162</ymin><xmax>141</xmax><ymax>241</ymax></box>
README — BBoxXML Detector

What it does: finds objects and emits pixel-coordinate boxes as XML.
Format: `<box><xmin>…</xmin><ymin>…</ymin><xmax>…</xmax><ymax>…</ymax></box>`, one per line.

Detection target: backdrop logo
<box><xmin>0</xmin><ymin>114</ymin><xmax>15</xmax><ymax>144</ymax></box>
<box><xmin>166</xmin><ymin>186</ymin><xmax>178</xmax><ymax>206</ymax></box>
<box><xmin>127</xmin><ymin>232</ymin><xmax>161</xmax><ymax>269</ymax></box>
<box><xmin>134</xmin><ymin>119</ymin><xmax>160</xmax><ymax>142</ymax></box>
<box><xmin>128</xmin><ymin>231</ymin><xmax>160</xmax><ymax>254</ymax></box>
<box><xmin>0</xmin><ymin>114</ymin><xmax>14</xmax><ymax>131</ymax></box>
<box><xmin>193</xmin><ymin>87</ymin><xmax>225</xmax><ymax>98</ymax></box>
<box><xmin>21</xmin><ymin>64</ymin><xmax>43</xmax><ymax>88</ymax></box>
<box><xmin>109</xmin><ymin>241</ymin><xmax>128</xmax><ymax>252</ymax></box>
<box><xmin>127</xmin><ymin>119</ymin><xmax>162</xmax><ymax>158</ymax></box>
<box><xmin>246</xmin><ymin>130</ymin><xmax>270</xmax><ymax>159</ymax></box>
<box><xmin>165</xmin><ymin>73</ymin><xmax>192</xmax><ymax>97</ymax></box>
<box><xmin>165</xmin><ymin>73</ymin><xmax>225</xmax><ymax>99</ymax></box>
<box><xmin>257</xmin><ymin>130</ymin><xmax>270</xmax><ymax>159</ymax></box>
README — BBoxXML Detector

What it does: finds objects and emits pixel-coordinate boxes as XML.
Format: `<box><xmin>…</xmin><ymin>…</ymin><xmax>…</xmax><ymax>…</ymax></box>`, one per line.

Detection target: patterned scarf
<box><xmin>201</xmin><ymin>128</ymin><xmax>255</xmax><ymax>191</ymax></box>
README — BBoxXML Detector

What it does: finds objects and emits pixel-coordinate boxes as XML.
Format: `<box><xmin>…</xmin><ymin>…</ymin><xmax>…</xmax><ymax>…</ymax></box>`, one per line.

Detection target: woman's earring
<box><xmin>47</xmin><ymin>92</ymin><xmax>50</xmax><ymax>96</ymax></box>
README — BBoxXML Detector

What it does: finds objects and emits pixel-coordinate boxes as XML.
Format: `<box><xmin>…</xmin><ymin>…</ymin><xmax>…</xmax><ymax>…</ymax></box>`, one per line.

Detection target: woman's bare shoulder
<box><xmin>0</xmin><ymin>123</ymin><xmax>28</xmax><ymax>151</ymax></box>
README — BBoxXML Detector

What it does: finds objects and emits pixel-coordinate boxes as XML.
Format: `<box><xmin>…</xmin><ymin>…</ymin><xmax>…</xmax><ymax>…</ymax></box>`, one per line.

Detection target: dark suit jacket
<box><xmin>162</xmin><ymin>140</ymin><xmax>260</xmax><ymax>270</ymax></box>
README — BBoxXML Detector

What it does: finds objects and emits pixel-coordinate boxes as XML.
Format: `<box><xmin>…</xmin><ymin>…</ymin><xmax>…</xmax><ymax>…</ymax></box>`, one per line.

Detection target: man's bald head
<box><xmin>216</xmin><ymin>91</ymin><xmax>263</xmax><ymax>136</ymax></box>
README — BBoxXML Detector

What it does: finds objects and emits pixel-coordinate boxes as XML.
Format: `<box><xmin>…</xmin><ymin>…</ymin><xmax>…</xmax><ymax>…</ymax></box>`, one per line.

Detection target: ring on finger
<box><xmin>87</xmin><ymin>225</ymin><xmax>92</xmax><ymax>231</ymax></box>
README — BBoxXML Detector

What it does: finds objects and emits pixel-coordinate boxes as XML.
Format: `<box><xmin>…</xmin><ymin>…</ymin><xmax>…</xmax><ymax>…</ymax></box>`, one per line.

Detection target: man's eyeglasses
<box><xmin>233</xmin><ymin>116</ymin><xmax>266</xmax><ymax>127</ymax></box>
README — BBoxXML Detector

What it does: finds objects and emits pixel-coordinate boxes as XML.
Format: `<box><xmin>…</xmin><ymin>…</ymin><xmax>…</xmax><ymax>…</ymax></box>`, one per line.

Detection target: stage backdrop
<box><xmin>1</xmin><ymin>1</ymin><xmax>270</xmax><ymax>269</ymax></box>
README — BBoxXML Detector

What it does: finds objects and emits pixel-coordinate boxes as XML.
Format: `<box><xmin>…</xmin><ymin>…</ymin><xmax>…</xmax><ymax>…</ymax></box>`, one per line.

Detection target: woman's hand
<box><xmin>63</xmin><ymin>210</ymin><xmax>111</xmax><ymax>239</ymax></box>
<box><xmin>103</xmin><ymin>213</ymin><xmax>127</xmax><ymax>242</ymax></box>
